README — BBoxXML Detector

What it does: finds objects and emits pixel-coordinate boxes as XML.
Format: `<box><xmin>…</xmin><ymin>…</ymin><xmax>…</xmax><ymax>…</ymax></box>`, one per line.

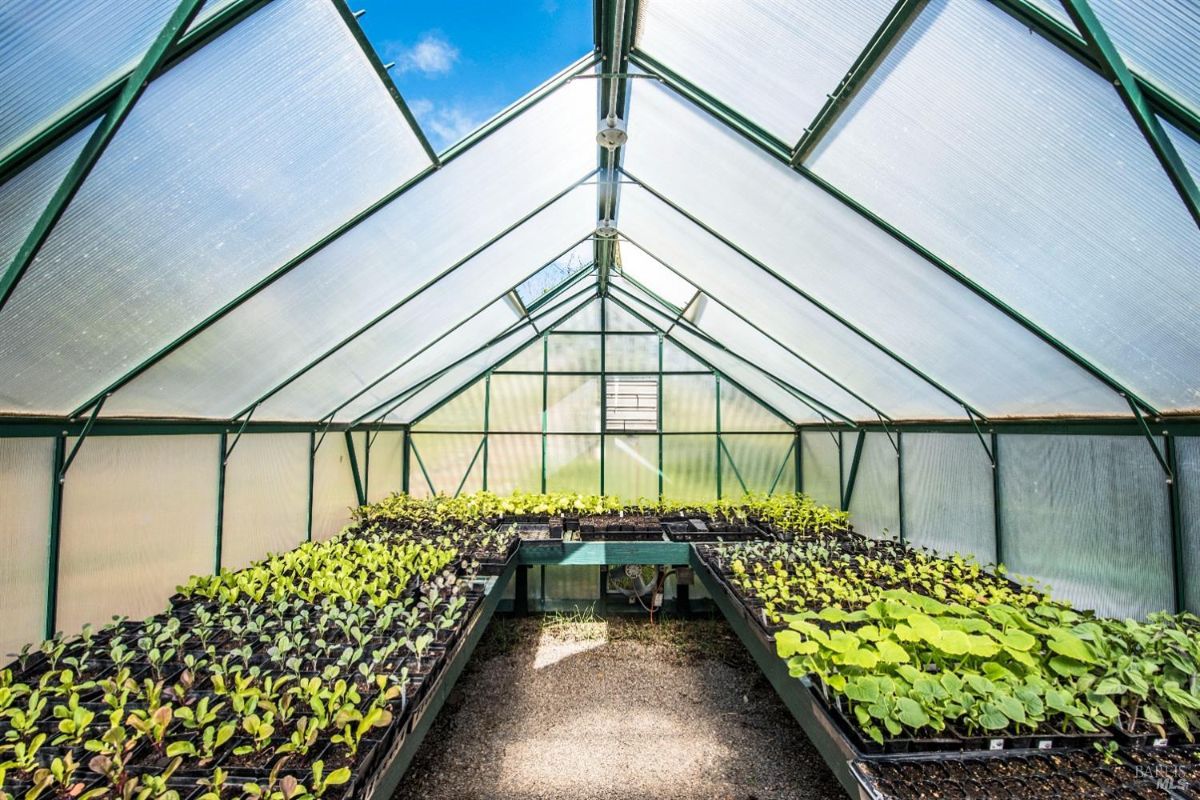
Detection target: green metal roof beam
<box><xmin>618</xmin><ymin>231</ymin><xmax>894</xmax><ymax>421</ymax></box>
<box><xmin>67</xmin><ymin>61</ymin><xmax>599</xmax><ymax>419</ymax></box>
<box><xmin>622</xmin><ymin>171</ymin><xmax>987</xmax><ymax>420</ymax></box>
<box><xmin>791</xmin><ymin>0</ymin><xmax>929</xmax><ymax>165</ymax></box>
<box><xmin>0</xmin><ymin>0</ymin><xmax>208</xmax><ymax>314</ymax></box>
<box><xmin>595</xmin><ymin>0</ymin><xmax>638</xmax><ymax>294</ymax></box>
<box><xmin>608</xmin><ymin>284</ymin><xmax>854</xmax><ymax>427</ymax></box>
<box><xmin>1059</xmin><ymin>0</ymin><xmax>1200</xmax><ymax>230</ymax></box>
<box><xmin>628</xmin><ymin>60</ymin><xmax>1158</xmax><ymax>417</ymax></box>
<box><xmin>991</xmin><ymin>0</ymin><xmax>1200</xmax><ymax>140</ymax></box>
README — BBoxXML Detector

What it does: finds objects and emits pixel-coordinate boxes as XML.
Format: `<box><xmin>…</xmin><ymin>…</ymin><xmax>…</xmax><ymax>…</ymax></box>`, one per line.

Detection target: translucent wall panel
<box><xmin>661</xmin><ymin>340</ymin><xmax>705</xmax><ymax>372</ymax></box>
<box><xmin>547</xmin><ymin>334</ymin><xmax>601</xmax><ymax>372</ymax></box>
<box><xmin>418</xmin><ymin>381</ymin><xmax>485</xmax><ymax>431</ymax></box>
<box><xmin>221</xmin><ymin>434</ymin><xmax>308</xmax><ymax>571</ymax></box>
<box><xmin>0</xmin><ymin>438</ymin><xmax>52</xmax><ymax>656</ymax></box>
<box><xmin>312</xmin><ymin>434</ymin><xmax>358</xmax><ymax>542</ymax></box>
<box><xmin>623</xmin><ymin>83</ymin><xmax>1127</xmax><ymax>419</ymax></box>
<box><xmin>409</xmin><ymin>434</ymin><xmax>482</xmax><ymax>497</ymax></box>
<box><xmin>998</xmin><ymin>435</ymin><xmax>1173</xmax><ymax>618</ymax></box>
<box><xmin>1174</xmin><ymin>437</ymin><xmax>1200</xmax><ymax>613</ymax></box>
<box><xmin>662</xmin><ymin>374</ymin><xmax>716</xmax><ymax>432</ymax></box>
<box><xmin>0</xmin><ymin>0</ymin><xmax>432</xmax><ymax>414</ymax></box>
<box><xmin>720</xmin><ymin>381</ymin><xmax>791</xmax><ymax>432</ymax></box>
<box><xmin>0</xmin><ymin>122</ymin><xmax>95</xmax><ymax>272</ymax></box>
<box><xmin>902</xmin><ymin>433</ymin><xmax>996</xmax><ymax>564</ymax></box>
<box><xmin>547</xmin><ymin>375</ymin><xmax>600</xmax><ymax>432</ymax></box>
<box><xmin>108</xmin><ymin>182</ymin><xmax>593</xmax><ymax>418</ymax></box>
<box><xmin>58</xmin><ymin>435</ymin><xmax>217</xmax><ymax>633</ymax></box>
<box><xmin>604</xmin><ymin>300</ymin><xmax>655</xmax><ymax>333</ymax></box>
<box><xmin>556</xmin><ymin>299</ymin><xmax>601</xmax><ymax>331</ymax></box>
<box><xmin>808</xmin><ymin>0</ymin><xmax>1200</xmax><ymax>412</ymax></box>
<box><xmin>721</xmin><ymin>434</ymin><xmax>795</xmax><ymax>497</ymax></box>
<box><xmin>485</xmin><ymin>434</ymin><xmax>541</xmax><ymax>495</ymax></box>
<box><xmin>840</xmin><ymin>433</ymin><xmax>899</xmax><ymax>539</ymax></box>
<box><xmin>801</xmin><ymin>431</ymin><xmax>840</xmax><ymax>509</ymax></box>
<box><xmin>606</xmin><ymin>334</ymin><xmax>658</xmax><ymax>372</ymax></box>
<box><xmin>604</xmin><ymin>434</ymin><xmax>660</xmax><ymax>501</ymax></box>
<box><xmin>499</xmin><ymin>337</ymin><xmax>545</xmax><ymax>372</ymax></box>
<box><xmin>489</xmin><ymin>374</ymin><xmax>543</xmax><ymax>432</ymax></box>
<box><xmin>546</xmin><ymin>435</ymin><xmax>600</xmax><ymax>494</ymax></box>
<box><xmin>367</xmin><ymin>431</ymin><xmax>405</xmax><ymax>503</ymax></box>
<box><xmin>662</xmin><ymin>435</ymin><xmax>716</xmax><ymax>502</ymax></box>
<box><xmin>636</xmin><ymin>0</ymin><xmax>895</xmax><ymax>142</ymax></box>
<box><xmin>0</xmin><ymin>0</ymin><xmax>179</xmax><ymax>157</ymax></box>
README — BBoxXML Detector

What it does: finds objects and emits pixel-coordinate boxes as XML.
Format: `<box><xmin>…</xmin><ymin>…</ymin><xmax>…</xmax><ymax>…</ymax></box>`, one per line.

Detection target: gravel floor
<box><xmin>393</xmin><ymin>613</ymin><xmax>844</xmax><ymax>800</ymax></box>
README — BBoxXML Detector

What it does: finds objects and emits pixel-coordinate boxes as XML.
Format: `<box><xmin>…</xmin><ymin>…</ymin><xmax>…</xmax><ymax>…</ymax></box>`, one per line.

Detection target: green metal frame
<box><xmin>215</xmin><ymin>432</ymin><xmax>228</xmax><ymax>573</ymax></box>
<box><xmin>344</xmin><ymin>431</ymin><xmax>366</xmax><ymax>506</ymax></box>
<box><xmin>0</xmin><ymin>0</ymin><xmax>207</xmax><ymax>313</ymax></box>
<box><xmin>44</xmin><ymin>435</ymin><xmax>66</xmax><ymax>639</ymax></box>
<box><xmin>841</xmin><ymin>430</ymin><xmax>867</xmax><ymax>511</ymax></box>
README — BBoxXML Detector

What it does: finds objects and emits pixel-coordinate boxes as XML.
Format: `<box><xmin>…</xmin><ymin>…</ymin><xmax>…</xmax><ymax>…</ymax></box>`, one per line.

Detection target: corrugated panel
<box><xmin>636</xmin><ymin>0</ymin><xmax>897</xmax><ymax>142</ymax></box>
<box><xmin>0</xmin><ymin>437</ymin><xmax>52</xmax><ymax>656</ymax></box>
<box><xmin>623</xmin><ymin>79</ymin><xmax>1128</xmax><ymax>419</ymax></box>
<box><xmin>604</xmin><ymin>434</ymin><xmax>660</xmax><ymax>501</ymax></box>
<box><xmin>901</xmin><ymin>433</ymin><xmax>996</xmax><ymax>563</ymax></box>
<box><xmin>998</xmin><ymin>435</ymin><xmax>1173</xmax><ymax>618</ymax></box>
<box><xmin>662</xmin><ymin>374</ymin><xmax>716</xmax><ymax>432</ymax></box>
<box><xmin>721</xmin><ymin>434</ymin><xmax>795</xmax><ymax>497</ymax></box>
<box><xmin>1175</xmin><ymin>437</ymin><xmax>1200</xmax><ymax>614</ymax></box>
<box><xmin>808</xmin><ymin>0</ymin><xmax>1200</xmax><ymax>413</ymax></box>
<box><xmin>605</xmin><ymin>334</ymin><xmax>658</xmax><ymax>372</ymax></box>
<box><xmin>547</xmin><ymin>334</ymin><xmax>601</xmax><ymax>372</ymax></box>
<box><xmin>489</xmin><ymin>373</ymin><xmax>543</xmax><ymax>432</ymax></box>
<box><xmin>220</xmin><ymin>434</ymin><xmax>308</xmax><ymax>571</ymax></box>
<box><xmin>0</xmin><ymin>0</ymin><xmax>432</xmax><ymax>414</ymax></box>
<box><xmin>409</xmin><ymin>433</ymin><xmax>482</xmax><ymax>497</ymax></box>
<box><xmin>547</xmin><ymin>375</ymin><xmax>601</xmax><ymax>433</ymax></box>
<box><xmin>312</xmin><ymin>434</ymin><xmax>358</xmax><ymax>542</ymax></box>
<box><xmin>801</xmin><ymin>431</ymin><xmax>840</xmax><ymax>509</ymax></box>
<box><xmin>57</xmin><ymin>435</ymin><xmax>217</xmax><ymax>632</ymax></box>
<box><xmin>417</xmin><ymin>380</ymin><xmax>486</xmax><ymax>432</ymax></box>
<box><xmin>545</xmin><ymin>435</ymin><xmax>600</xmax><ymax>494</ymax></box>
<box><xmin>366</xmin><ymin>431</ymin><xmax>405</xmax><ymax>504</ymax></box>
<box><xmin>484</xmin><ymin>433</ymin><xmax>541</xmax><ymax>495</ymax></box>
<box><xmin>662</xmin><ymin>434</ymin><xmax>716</xmax><ymax>501</ymax></box>
<box><xmin>720</xmin><ymin>380</ymin><xmax>791</xmax><ymax>432</ymax></box>
<box><xmin>841</xmin><ymin>432</ymin><xmax>899</xmax><ymax>540</ymax></box>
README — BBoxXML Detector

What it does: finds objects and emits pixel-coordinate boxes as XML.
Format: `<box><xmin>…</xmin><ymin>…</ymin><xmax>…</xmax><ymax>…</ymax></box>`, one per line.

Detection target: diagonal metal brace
<box><xmin>59</xmin><ymin>393</ymin><xmax>110</xmax><ymax>482</ymax></box>
<box><xmin>1125</xmin><ymin>395</ymin><xmax>1173</xmax><ymax>482</ymax></box>
<box><xmin>965</xmin><ymin>405</ymin><xmax>995</xmax><ymax>469</ymax></box>
<box><xmin>223</xmin><ymin>403</ymin><xmax>258</xmax><ymax>465</ymax></box>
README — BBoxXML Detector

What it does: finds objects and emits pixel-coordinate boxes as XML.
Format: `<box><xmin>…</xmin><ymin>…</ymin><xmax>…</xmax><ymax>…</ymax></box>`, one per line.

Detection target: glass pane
<box><xmin>605</xmin><ymin>333</ymin><xmax>658</xmax><ymax>372</ymax></box>
<box><xmin>107</xmin><ymin>183</ymin><xmax>593</xmax><ymax>419</ymax></box>
<box><xmin>1176</xmin><ymin>437</ymin><xmax>1200</xmax><ymax>613</ymax></box>
<box><xmin>0</xmin><ymin>0</ymin><xmax>178</xmax><ymax>158</ymax></box>
<box><xmin>489</xmin><ymin>373</ymin><xmax>543</xmax><ymax>432</ymax></box>
<box><xmin>547</xmin><ymin>375</ymin><xmax>600</xmax><ymax>433</ymax></box>
<box><xmin>604</xmin><ymin>434</ymin><xmax>660</xmax><ymax>501</ymax></box>
<box><xmin>367</xmin><ymin>431</ymin><xmax>405</xmax><ymax>503</ymax></box>
<box><xmin>841</xmin><ymin>433</ymin><xmax>899</xmax><ymax>540</ymax></box>
<box><xmin>624</xmin><ymin>80</ymin><xmax>1129</xmax><ymax>418</ymax></box>
<box><xmin>417</xmin><ymin>379</ymin><xmax>486</xmax><ymax>431</ymax></box>
<box><xmin>998</xmin><ymin>435</ymin><xmax>1173</xmax><ymax>618</ymax></box>
<box><xmin>546</xmin><ymin>435</ymin><xmax>600</xmax><ymax>494</ymax></box>
<box><xmin>0</xmin><ymin>0</ymin><xmax>433</xmax><ymax>415</ymax></box>
<box><xmin>312</xmin><ymin>434</ymin><xmax>358</xmax><ymax>542</ymax></box>
<box><xmin>515</xmin><ymin>240</ymin><xmax>593</xmax><ymax>307</ymax></box>
<box><xmin>0</xmin><ymin>437</ymin><xmax>52</xmax><ymax>656</ymax></box>
<box><xmin>636</xmin><ymin>0</ymin><xmax>897</xmax><ymax>142</ymax></box>
<box><xmin>662</xmin><ymin>434</ymin><xmax>716</xmax><ymax>502</ymax></box>
<box><xmin>0</xmin><ymin>121</ymin><xmax>95</xmax><ymax>272</ymax></box>
<box><xmin>807</xmin><ymin>0</ymin><xmax>1200</xmax><ymax>413</ymax></box>
<box><xmin>801</xmin><ymin>431</ymin><xmax>840</xmax><ymax>509</ymax></box>
<box><xmin>902</xmin><ymin>433</ymin><xmax>996</xmax><ymax>564</ymax></box>
<box><xmin>721</xmin><ymin>434</ymin><xmax>795</xmax><ymax>497</ymax></box>
<box><xmin>58</xmin><ymin>435</ymin><xmax>217</xmax><ymax>633</ymax></box>
<box><xmin>662</xmin><ymin>374</ymin><xmax>716</xmax><ymax>432</ymax></box>
<box><xmin>265</xmin><ymin>296</ymin><xmax>519</xmax><ymax>423</ymax></box>
<box><xmin>720</xmin><ymin>380</ymin><xmax>791</xmax><ymax>432</ymax></box>
<box><xmin>547</xmin><ymin>334</ymin><xmax>601</xmax><ymax>372</ymax></box>
<box><xmin>410</xmin><ymin>433</ymin><xmax>482</xmax><ymax>497</ymax></box>
<box><xmin>485</xmin><ymin>433</ymin><xmax>541</xmax><ymax>494</ymax></box>
<box><xmin>220</xmin><ymin>434</ymin><xmax>308</xmax><ymax>571</ymax></box>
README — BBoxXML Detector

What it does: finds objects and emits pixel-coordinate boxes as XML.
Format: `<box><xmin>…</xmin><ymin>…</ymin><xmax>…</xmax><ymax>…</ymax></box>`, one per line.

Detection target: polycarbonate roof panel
<box><xmin>616</xmin><ymin>242</ymin><xmax>694</xmax><ymax>309</ymax></box>
<box><xmin>623</xmin><ymin>80</ymin><xmax>1128</xmax><ymax>419</ymax></box>
<box><xmin>635</xmin><ymin>0</ymin><xmax>897</xmax><ymax>143</ymax></box>
<box><xmin>0</xmin><ymin>121</ymin><xmax>95</xmax><ymax>271</ymax></box>
<box><xmin>389</xmin><ymin>295</ymin><xmax>589</xmax><ymax>425</ymax></box>
<box><xmin>807</xmin><ymin>0</ymin><xmax>1200</xmax><ymax>412</ymax></box>
<box><xmin>0</xmin><ymin>0</ymin><xmax>434</xmax><ymax>416</ymax></box>
<box><xmin>610</xmin><ymin>278</ymin><xmax>820</xmax><ymax>424</ymax></box>
<box><xmin>105</xmin><ymin>179</ymin><xmax>595</xmax><ymax>419</ymax></box>
<box><xmin>1166</xmin><ymin>118</ymin><xmax>1200</xmax><ymax>186</ymax></box>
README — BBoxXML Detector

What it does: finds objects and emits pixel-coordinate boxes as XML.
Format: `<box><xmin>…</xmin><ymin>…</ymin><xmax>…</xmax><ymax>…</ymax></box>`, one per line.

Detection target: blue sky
<box><xmin>357</xmin><ymin>1</ymin><xmax>594</xmax><ymax>152</ymax></box>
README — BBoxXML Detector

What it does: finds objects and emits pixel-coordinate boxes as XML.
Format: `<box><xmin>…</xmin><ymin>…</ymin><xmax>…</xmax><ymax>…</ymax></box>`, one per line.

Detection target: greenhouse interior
<box><xmin>2</xmin><ymin>0</ymin><xmax>1200</xmax><ymax>798</ymax></box>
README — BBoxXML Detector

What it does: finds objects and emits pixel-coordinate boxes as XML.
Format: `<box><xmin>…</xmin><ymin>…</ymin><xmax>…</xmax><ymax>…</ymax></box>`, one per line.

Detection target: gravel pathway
<box><xmin>393</xmin><ymin>615</ymin><xmax>844</xmax><ymax>800</ymax></box>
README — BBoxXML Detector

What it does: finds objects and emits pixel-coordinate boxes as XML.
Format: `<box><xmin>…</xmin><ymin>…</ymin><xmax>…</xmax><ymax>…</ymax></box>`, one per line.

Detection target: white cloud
<box><xmin>409</xmin><ymin>99</ymin><xmax>483</xmax><ymax>149</ymax></box>
<box><xmin>388</xmin><ymin>32</ymin><xmax>459</xmax><ymax>76</ymax></box>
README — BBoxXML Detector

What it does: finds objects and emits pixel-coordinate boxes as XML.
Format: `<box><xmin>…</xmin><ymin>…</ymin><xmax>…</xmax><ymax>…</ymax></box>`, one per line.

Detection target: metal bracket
<box><xmin>877</xmin><ymin>413</ymin><xmax>899</xmax><ymax>457</ymax></box>
<box><xmin>965</xmin><ymin>405</ymin><xmax>995</xmax><ymax>468</ymax></box>
<box><xmin>223</xmin><ymin>402</ymin><xmax>258</xmax><ymax>465</ymax></box>
<box><xmin>59</xmin><ymin>393</ymin><xmax>110</xmax><ymax>483</ymax></box>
